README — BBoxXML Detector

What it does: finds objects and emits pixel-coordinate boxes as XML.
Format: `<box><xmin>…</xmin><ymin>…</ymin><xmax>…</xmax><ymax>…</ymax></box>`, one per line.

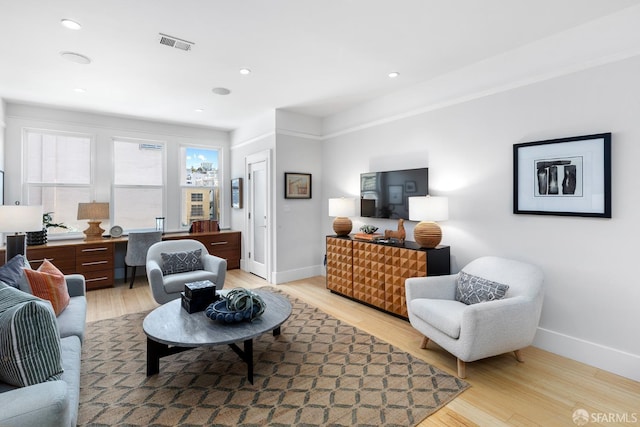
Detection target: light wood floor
<box><xmin>87</xmin><ymin>270</ymin><xmax>640</xmax><ymax>426</ymax></box>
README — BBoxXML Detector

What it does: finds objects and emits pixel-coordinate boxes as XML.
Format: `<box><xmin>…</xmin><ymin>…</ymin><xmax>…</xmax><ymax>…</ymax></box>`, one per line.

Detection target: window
<box><xmin>181</xmin><ymin>146</ymin><xmax>220</xmax><ymax>227</ymax></box>
<box><xmin>24</xmin><ymin>130</ymin><xmax>92</xmax><ymax>235</ymax></box>
<box><xmin>113</xmin><ymin>139</ymin><xmax>164</xmax><ymax>231</ymax></box>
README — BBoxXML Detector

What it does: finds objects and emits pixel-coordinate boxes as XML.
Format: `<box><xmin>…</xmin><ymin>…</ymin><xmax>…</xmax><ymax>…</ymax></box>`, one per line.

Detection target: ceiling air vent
<box><xmin>159</xmin><ymin>33</ymin><xmax>194</xmax><ymax>51</ymax></box>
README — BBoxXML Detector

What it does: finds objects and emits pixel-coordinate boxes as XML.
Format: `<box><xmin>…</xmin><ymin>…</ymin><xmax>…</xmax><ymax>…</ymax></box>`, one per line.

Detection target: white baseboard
<box><xmin>534</xmin><ymin>327</ymin><xmax>640</xmax><ymax>382</ymax></box>
<box><xmin>271</xmin><ymin>264</ymin><xmax>324</xmax><ymax>285</ymax></box>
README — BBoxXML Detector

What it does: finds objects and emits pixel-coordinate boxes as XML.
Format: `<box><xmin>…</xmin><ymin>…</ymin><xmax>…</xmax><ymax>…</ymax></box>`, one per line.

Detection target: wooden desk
<box><xmin>0</xmin><ymin>231</ymin><xmax>241</xmax><ymax>291</ymax></box>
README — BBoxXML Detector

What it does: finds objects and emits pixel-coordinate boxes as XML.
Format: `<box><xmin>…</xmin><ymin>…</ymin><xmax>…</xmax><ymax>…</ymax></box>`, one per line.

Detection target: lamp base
<box><xmin>5</xmin><ymin>234</ymin><xmax>27</xmax><ymax>262</ymax></box>
<box><xmin>83</xmin><ymin>221</ymin><xmax>105</xmax><ymax>241</ymax></box>
<box><xmin>333</xmin><ymin>217</ymin><xmax>353</xmax><ymax>236</ymax></box>
<box><xmin>414</xmin><ymin>221</ymin><xmax>442</xmax><ymax>248</ymax></box>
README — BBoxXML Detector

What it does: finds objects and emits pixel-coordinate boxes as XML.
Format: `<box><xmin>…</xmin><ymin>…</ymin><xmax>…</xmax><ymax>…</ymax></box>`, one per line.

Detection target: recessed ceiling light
<box><xmin>195</xmin><ymin>108</ymin><xmax>204</xmax><ymax>113</ymax></box>
<box><xmin>388</xmin><ymin>71</ymin><xmax>400</xmax><ymax>78</ymax></box>
<box><xmin>60</xmin><ymin>51</ymin><xmax>91</xmax><ymax>64</ymax></box>
<box><xmin>61</xmin><ymin>19</ymin><xmax>82</xmax><ymax>30</ymax></box>
<box><xmin>212</xmin><ymin>87</ymin><xmax>231</xmax><ymax>96</ymax></box>
<box><xmin>74</xmin><ymin>88</ymin><xmax>87</xmax><ymax>93</ymax></box>
<box><xmin>239</xmin><ymin>68</ymin><xmax>251</xmax><ymax>75</ymax></box>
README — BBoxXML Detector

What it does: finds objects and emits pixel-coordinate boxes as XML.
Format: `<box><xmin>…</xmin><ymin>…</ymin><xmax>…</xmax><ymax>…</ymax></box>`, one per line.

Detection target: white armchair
<box><xmin>146</xmin><ymin>239</ymin><xmax>227</xmax><ymax>304</ymax></box>
<box><xmin>405</xmin><ymin>256</ymin><xmax>544</xmax><ymax>378</ymax></box>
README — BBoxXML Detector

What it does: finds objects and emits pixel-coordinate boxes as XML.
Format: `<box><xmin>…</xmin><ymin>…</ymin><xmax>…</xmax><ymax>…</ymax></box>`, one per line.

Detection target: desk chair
<box><xmin>125</xmin><ymin>231</ymin><xmax>163</xmax><ymax>289</ymax></box>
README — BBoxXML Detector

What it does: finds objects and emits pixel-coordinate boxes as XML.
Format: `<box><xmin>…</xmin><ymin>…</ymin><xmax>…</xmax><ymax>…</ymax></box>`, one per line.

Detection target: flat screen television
<box><xmin>360</xmin><ymin>167</ymin><xmax>429</xmax><ymax>219</ymax></box>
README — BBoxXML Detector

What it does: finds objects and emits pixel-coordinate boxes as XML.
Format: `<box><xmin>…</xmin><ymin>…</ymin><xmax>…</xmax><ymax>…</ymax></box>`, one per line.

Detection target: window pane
<box><xmin>26</xmin><ymin>132</ymin><xmax>91</xmax><ymax>184</ymax></box>
<box><xmin>181</xmin><ymin>146</ymin><xmax>220</xmax><ymax>227</ymax></box>
<box><xmin>113</xmin><ymin>187</ymin><xmax>163</xmax><ymax>230</ymax></box>
<box><xmin>27</xmin><ymin>186</ymin><xmax>92</xmax><ymax>234</ymax></box>
<box><xmin>181</xmin><ymin>187</ymin><xmax>219</xmax><ymax>226</ymax></box>
<box><xmin>182</xmin><ymin>147</ymin><xmax>219</xmax><ymax>186</ymax></box>
<box><xmin>114</xmin><ymin>140</ymin><xmax>163</xmax><ymax>186</ymax></box>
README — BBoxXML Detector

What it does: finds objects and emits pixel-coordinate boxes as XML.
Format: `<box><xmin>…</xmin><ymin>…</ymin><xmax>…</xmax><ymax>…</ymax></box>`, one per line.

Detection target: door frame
<box><xmin>245</xmin><ymin>149</ymin><xmax>272</xmax><ymax>282</ymax></box>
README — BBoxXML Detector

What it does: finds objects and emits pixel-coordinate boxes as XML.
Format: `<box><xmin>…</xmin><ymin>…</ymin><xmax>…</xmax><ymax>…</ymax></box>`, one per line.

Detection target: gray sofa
<box><xmin>0</xmin><ymin>273</ymin><xmax>87</xmax><ymax>427</ymax></box>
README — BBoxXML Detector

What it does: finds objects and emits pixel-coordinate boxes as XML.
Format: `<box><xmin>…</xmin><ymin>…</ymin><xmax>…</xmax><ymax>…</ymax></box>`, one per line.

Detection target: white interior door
<box><xmin>247</xmin><ymin>155</ymin><xmax>268</xmax><ymax>279</ymax></box>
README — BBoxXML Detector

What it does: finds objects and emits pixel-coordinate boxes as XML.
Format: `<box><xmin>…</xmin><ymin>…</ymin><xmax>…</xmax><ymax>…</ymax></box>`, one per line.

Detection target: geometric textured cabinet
<box><xmin>326</xmin><ymin>235</ymin><xmax>450</xmax><ymax>318</ymax></box>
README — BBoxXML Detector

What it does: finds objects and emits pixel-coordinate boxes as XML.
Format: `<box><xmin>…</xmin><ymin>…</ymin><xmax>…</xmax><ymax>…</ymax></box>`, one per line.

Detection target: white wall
<box><xmin>321</xmin><ymin>56</ymin><xmax>640</xmax><ymax>381</ymax></box>
<box><xmin>0</xmin><ymin>99</ymin><xmax>5</xmax><ymax>171</ymax></box>
<box><xmin>4</xmin><ymin>103</ymin><xmax>230</xmax><ymax>230</ymax></box>
<box><xmin>230</xmin><ymin>111</ymin><xmax>324</xmax><ymax>284</ymax></box>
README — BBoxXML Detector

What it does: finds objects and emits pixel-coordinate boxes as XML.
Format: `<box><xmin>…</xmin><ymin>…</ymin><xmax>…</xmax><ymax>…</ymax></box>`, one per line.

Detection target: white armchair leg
<box><xmin>514</xmin><ymin>349</ymin><xmax>524</xmax><ymax>362</ymax></box>
<box><xmin>420</xmin><ymin>336</ymin><xmax>430</xmax><ymax>349</ymax></box>
<box><xmin>457</xmin><ymin>359</ymin><xmax>466</xmax><ymax>378</ymax></box>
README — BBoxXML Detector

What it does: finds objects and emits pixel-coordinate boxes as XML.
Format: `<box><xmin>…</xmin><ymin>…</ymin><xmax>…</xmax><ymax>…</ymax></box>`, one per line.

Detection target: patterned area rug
<box><xmin>79</xmin><ymin>291</ymin><xmax>469</xmax><ymax>426</ymax></box>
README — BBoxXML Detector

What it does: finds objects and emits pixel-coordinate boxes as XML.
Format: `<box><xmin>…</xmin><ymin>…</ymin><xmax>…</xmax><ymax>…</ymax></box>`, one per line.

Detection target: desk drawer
<box><xmin>83</xmin><ymin>269</ymin><xmax>115</xmax><ymax>291</ymax></box>
<box><xmin>27</xmin><ymin>247</ymin><xmax>76</xmax><ymax>273</ymax></box>
<box><xmin>76</xmin><ymin>243</ymin><xmax>114</xmax><ymax>259</ymax></box>
<box><xmin>199</xmin><ymin>233</ymin><xmax>240</xmax><ymax>268</ymax></box>
<box><xmin>76</xmin><ymin>242</ymin><xmax>114</xmax><ymax>288</ymax></box>
<box><xmin>76</xmin><ymin>254</ymin><xmax>113</xmax><ymax>272</ymax></box>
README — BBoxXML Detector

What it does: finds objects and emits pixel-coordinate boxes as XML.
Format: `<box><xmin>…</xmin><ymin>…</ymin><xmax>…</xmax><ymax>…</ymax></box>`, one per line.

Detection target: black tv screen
<box><xmin>360</xmin><ymin>168</ymin><xmax>429</xmax><ymax>219</ymax></box>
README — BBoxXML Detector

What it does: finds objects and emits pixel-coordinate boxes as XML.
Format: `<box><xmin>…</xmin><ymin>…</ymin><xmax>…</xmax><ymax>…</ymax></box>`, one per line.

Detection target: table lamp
<box><xmin>77</xmin><ymin>202</ymin><xmax>109</xmax><ymax>241</ymax></box>
<box><xmin>0</xmin><ymin>205</ymin><xmax>44</xmax><ymax>262</ymax></box>
<box><xmin>328</xmin><ymin>197</ymin><xmax>356</xmax><ymax>236</ymax></box>
<box><xmin>408</xmin><ymin>196</ymin><xmax>449</xmax><ymax>248</ymax></box>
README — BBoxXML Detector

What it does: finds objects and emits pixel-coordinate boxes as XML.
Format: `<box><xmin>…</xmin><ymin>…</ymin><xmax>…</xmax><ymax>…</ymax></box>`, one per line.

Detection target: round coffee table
<box><xmin>143</xmin><ymin>289</ymin><xmax>292</xmax><ymax>384</ymax></box>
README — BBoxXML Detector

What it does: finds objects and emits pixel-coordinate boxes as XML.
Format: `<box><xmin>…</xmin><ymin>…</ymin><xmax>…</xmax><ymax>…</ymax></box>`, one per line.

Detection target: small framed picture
<box><xmin>405</xmin><ymin>180</ymin><xmax>417</xmax><ymax>193</ymax></box>
<box><xmin>513</xmin><ymin>133</ymin><xmax>611</xmax><ymax>218</ymax></box>
<box><xmin>231</xmin><ymin>178</ymin><xmax>243</xmax><ymax>208</ymax></box>
<box><xmin>284</xmin><ymin>173</ymin><xmax>312</xmax><ymax>199</ymax></box>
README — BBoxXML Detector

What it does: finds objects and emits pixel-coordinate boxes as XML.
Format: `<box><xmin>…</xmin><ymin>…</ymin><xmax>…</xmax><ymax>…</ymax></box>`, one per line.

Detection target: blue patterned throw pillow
<box><xmin>455</xmin><ymin>271</ymin><xmax>509</xmax><ymax>305</ymax></box>
<box><xmin>161</xmin><ymin>249</ymin><xmax>204</xmax><ymax>275</ymax></box>
<box><xmin>0</xmin><ymin>255</ymin><xmax>28</xmax><ymax>288</ymax></box>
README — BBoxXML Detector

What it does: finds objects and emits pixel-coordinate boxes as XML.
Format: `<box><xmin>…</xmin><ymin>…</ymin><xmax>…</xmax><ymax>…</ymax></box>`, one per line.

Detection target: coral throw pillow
<box><xmin>24</xmin><ymin>259</ymin><xmax>70</xmax><ymax>315</ymax></box>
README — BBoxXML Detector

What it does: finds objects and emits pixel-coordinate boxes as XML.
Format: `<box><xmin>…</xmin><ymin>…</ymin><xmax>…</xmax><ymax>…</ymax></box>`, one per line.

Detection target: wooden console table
<box><xmin>0</xmin><ymin>230</ymin><xmax>241</xmax><ymax>291</ymax></box>
<box><xmin>326</xmin><ymin>235</ymin><xmax>450</xmax><ymax>318</ymax></box>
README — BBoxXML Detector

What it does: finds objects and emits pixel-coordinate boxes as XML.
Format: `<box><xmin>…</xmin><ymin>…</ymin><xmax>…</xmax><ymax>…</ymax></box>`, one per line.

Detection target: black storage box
<box><xmin>181</xmin><ymin>292</ymin><xmax>218</xmax><ymax>314</ymax></box>
<box><xmin>184</xmin><ymin>280</ymin><xmax>216</xmax><ymax>300</ymax></box>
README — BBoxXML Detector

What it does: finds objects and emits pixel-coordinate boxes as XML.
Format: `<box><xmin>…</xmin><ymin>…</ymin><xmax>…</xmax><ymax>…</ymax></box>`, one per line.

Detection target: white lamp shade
<box><xmin>328</xmin><ymin>198</ymin><xmax>356</xmax><ymax>217</ymax></box>
<box><xmin>408</xmin><ymin>196</ymin><xmax>449</xmax><ymax>222</ymax></box>
<box><xmin>0</xmin><ymin>205</ymin><xmax>44</xmax><ymax>232</ymax></box>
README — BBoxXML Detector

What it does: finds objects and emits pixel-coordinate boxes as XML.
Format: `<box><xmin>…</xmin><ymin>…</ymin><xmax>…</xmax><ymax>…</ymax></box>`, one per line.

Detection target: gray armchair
<box><xmin>405</xmin><ymin>256</ymin><xmax>544</xmax><ymax>378</ymax></box>
<box><xmin>146</xmin><ymin>239</ymin><xmax>226</xmax><ymax>304</ymax></box>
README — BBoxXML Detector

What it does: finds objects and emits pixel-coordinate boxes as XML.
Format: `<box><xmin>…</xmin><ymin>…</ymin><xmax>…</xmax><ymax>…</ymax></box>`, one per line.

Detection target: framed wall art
<box><xmin>231</xmin><ymin>178</ymin><xmax>243</xmax><ymax>209</ymax></box>
<box><xmin>513</xmin><ymin>133</ymin><xmax>611</xmax><ymax>218</ymax></box>
<box><xmin>284</xmin><ymin>172</ymin><xmax>312</xmax><ymax>199</ymax></box>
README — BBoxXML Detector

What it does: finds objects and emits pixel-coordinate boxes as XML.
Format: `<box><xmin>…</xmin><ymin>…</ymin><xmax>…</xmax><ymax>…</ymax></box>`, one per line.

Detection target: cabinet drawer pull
<box><xmin>82</xmin><ymin>247</ymin><xmax>108</xmax><ymax>252</ymax></box>
<box><xmin>85</xmin><ymin>276</ymin><xmax>108</xmax><ymax>282</ymax></box>
<box><xmin>210</xmin><ymin>241</ymin><xmax>228</xmax><ymax>246</ymax></box>
<box><xmin>82</xmin><ymin>260</ymin><xmax>109</xmax><ymax>266</ymax></box>
<box><xmin>29</xmin><ymin>258</ymin><xmax>53</xmax><ymax>263</ymax></box>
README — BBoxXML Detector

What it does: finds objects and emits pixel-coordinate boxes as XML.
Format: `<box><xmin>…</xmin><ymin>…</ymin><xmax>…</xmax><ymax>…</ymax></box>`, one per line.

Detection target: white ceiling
<box><xmin>0</xmin><ymin>0</ymin><xmax>637</xmax><ymax>131</ymax></box>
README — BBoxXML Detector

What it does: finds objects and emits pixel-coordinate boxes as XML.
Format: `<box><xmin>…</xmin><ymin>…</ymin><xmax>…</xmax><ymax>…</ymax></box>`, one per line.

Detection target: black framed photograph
<box><xmin>405</xmin><ymin>180</ymin><xmax>417</xmax><ymax>193</ymax></box>
<box><xmin>513</xmin><ymin>133</ymin><xmax>611</xmax><ymax>218</ymax></box>
<box><xmin>284</xmin><ymin>172</ymin><xmax>312</xmax><ymax>199</ymax></box>
<box><xmin>231</xmin><ymin>178</ymin><xmax>242</xmax><ymax>208</ymax></box>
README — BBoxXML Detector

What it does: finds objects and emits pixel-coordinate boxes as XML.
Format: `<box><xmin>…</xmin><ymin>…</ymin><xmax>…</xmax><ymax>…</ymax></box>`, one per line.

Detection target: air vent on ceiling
<box><xmin>159</xmin><ymin>33</ymin><xmax>194</xmax><ymax>51</ymax></box>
